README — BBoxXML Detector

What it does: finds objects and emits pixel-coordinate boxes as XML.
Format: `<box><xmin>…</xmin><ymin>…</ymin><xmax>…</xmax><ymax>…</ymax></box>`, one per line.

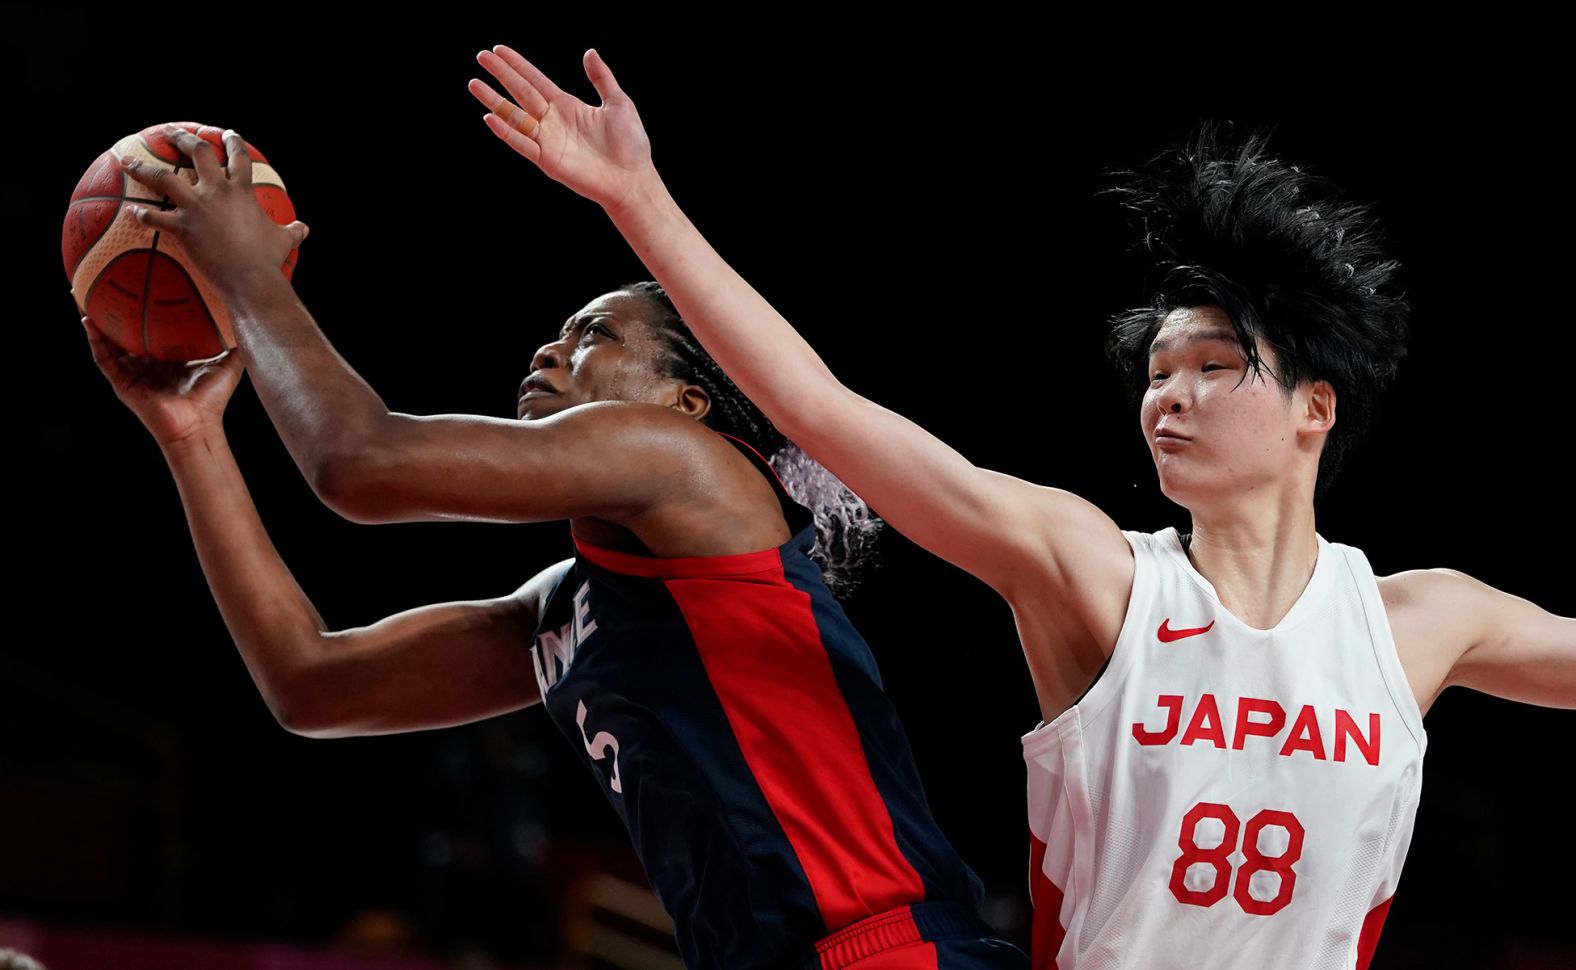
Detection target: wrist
<box><xmin>157</xmin><ymin>423</ymin><xmax>230</xmax><ymax>459</ymax></box>
<box><xmin>212</xmin><ymin>265</ymin><xmax>293</xmax><ymax>305</ymax></box>
<box><xmin>603</xmin><ymin>165</ymin><xmax>672</xmax><ymax>222</ymax></box>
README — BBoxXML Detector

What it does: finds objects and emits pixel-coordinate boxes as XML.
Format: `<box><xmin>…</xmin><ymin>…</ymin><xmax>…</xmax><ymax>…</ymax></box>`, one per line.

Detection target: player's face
<box><xmin>1140</xmin><ymin>306</ymin><xmax>1324</xmax><ymax>508</ymax></box>
<box><xmin>516</xmin><ymin>292</ymin><xmax>688</xmax><ymax>420</ymax></box>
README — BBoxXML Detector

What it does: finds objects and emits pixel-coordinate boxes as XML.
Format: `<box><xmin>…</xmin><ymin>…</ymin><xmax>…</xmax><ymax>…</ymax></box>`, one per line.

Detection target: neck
<box><xmin>1183</xmin><ymin>483</ymin><xmax>1320</xmax><ymax>630</ymax></box>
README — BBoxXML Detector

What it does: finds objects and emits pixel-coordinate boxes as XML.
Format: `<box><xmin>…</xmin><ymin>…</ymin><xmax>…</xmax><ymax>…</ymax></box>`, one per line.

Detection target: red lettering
<box><xmin>1235</xmin><ymin>809</ymin><xmax>1305</xmax><ymax>916</ymax></box>
<box><xmin>1232</xmin><ymin>697</ymin><xmax>1286</xmax><ymax>750</ymax></box>
<box><xmin>1181</xmin><ymin>693</ymin><xmax>1226</xmax><ymax>748</ymax></box>
<box><xmin>1168</xmin><ymin>802</ymin><xmax>1238</xmax><ymax>907</ymax></box>
<box><xmin>1335</xmin><ymin>710</ymin><xmax>1381</xmax><ymax>766</ymax></box>
<box><xmin>1132</xmin><ymin>695</ymin><xmax>1377</xmax><ymax>765</ymax></box>
<box><xmin>1133</xmin><ymin>694</ymin><xmax>1184</xmax><ymax>745</ymax></box>
<box><xmin>1279</xmin><ymin>705</ymin><xmax>1327</xmax><ymax>760</ymax></box>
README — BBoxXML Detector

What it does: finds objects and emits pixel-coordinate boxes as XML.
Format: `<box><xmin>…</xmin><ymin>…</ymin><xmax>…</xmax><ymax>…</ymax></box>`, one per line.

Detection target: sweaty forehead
<box><xmin>560</xmin><ymin>292</ymin><xmax>658</xmax><ymax>336</ymax></box>
<box><xmin>1149</xmin><ymin>306</ymin><xmax>1240</xmax><ymax>356</ymax></box>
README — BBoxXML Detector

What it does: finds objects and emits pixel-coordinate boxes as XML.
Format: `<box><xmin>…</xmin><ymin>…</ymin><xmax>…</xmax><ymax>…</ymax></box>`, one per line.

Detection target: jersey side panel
<box><xmin>536</xmin><ymin>562</ymin><xmax>825</xmax><ymax>968</ymax></box>
<box><xmin>779</xmin><ymin>545</ymin><xmax>987</xmax><ymax>908</ymax></box>
<box><xmin>664</xmin><ymin>554</ymin><xmax>928</xmax><ymax>934</ymax></box>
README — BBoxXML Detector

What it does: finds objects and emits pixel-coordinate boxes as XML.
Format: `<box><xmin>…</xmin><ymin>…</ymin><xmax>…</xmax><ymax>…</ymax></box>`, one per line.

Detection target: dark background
<box><xmin>4</xmin><ymin>10</ymin><xmax>1572</xmax><ymax>969</ymax></box>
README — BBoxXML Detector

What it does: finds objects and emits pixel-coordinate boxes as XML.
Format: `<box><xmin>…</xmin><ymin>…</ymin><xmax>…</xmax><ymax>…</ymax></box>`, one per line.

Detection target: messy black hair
<box><xmin>618</xmin><ymin>281</ymin><xmax>882</xmax><ymax>595</ymax></box>
<box><xmin>1106</xmin><ymin>126</ymin><xmax>1410</xmax><ymax>495</ymax></box>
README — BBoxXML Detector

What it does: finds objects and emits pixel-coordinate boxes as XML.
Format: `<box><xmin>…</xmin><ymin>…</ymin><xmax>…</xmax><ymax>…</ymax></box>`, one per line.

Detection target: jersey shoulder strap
<box><xmin>715</xmin><ymin>433</ymin><xmax>815</xmax><ymax>536</ymax></box>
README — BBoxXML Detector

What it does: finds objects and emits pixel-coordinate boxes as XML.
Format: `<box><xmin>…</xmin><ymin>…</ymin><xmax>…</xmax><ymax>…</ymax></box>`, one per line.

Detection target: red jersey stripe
<box><xmin>1356</xmin><ymin>895</ymin><xmax>1393</xmax><ymax>970</ymax></box>
<box><xmin>665</xmin><ymin>559</ymin><xmax>926</xmax><ymax>932</ymax></box>
<box><xmin>1029</xmin><ymin>832</ymin><xmax>1067</xmax><ymax>970</ymax></box>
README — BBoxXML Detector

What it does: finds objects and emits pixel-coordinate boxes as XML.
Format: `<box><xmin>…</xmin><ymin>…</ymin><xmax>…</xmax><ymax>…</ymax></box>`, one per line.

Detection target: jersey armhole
<box><xmin>1025</xmin><ymin>529</ymin><xmax>1152</xmax><ymax>743</ymax></box>
<box><xmin>1338</xmin><ymin>545</ymin><xmax>1428</xmax><ymax>751</ymax></box>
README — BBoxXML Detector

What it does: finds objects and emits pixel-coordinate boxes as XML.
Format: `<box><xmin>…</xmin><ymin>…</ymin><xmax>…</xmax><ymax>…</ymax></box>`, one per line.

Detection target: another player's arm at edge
<box><xmin>1381</xmin><ymin>569</ymin><xmax>1576</xmax><ymax>715</ymax></box>
<box><xmin>159</xmin><ymin>423</ymin><xmax>556</xmax><ymax>738</ymax></box>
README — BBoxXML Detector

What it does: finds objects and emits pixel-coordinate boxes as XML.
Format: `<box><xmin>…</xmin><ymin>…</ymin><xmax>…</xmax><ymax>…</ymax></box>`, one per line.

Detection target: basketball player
<box><xmin>468</xmin><ymin>46</ymin><xmax>1575</xmax><ymax>969</ymax></box>
<box><xmin>97</xmin><ymin>128</ymin><xmax>1028</xmax><ymax>969</ymax></box>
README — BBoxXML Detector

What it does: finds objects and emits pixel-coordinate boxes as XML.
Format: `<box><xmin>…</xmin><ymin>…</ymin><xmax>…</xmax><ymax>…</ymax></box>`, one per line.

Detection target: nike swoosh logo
<box><xmin>1157</xmin><ymin>619</ymin><xmax>1215</xmax><ymax>643</ymax></box>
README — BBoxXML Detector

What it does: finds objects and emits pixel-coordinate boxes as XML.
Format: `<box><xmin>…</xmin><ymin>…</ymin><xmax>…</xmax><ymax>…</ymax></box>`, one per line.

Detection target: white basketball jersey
<box><xmin>1024</xmin><ymin>528</ymin><xmax>1426</xmax><ymax>970</ymax></box>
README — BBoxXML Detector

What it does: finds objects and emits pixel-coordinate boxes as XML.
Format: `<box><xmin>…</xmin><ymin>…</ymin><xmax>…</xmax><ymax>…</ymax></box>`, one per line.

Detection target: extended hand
<box><xmin>469</xmin><ymin>46</ymin><xmax>655</xmax><ymax>211</ymax></box>
<box><xmin>120</xmin><ymin>126</ymin><xmax>309</xmax><ymax>294</ymax></box>
<box><xmin>82</xmin><ymin>314</ymin><xmax>244</xmax><ymax>447</ymax></box>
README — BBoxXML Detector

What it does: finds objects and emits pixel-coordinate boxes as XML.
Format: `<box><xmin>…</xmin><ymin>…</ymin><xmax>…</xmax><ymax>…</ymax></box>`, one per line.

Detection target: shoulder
<box><xmin>555</xmin><ymin>403</ymin><xmax>758</xmax><ymax>473</ymax></box>
<box><xmin>545</xmin><ymin>400</ymin><xmax>717</xmax><ymax>449</ymax></box>
<box><xmin>515</xmin><ymin>559</ymin><xmax>577</xmax><ymax>619</ymax></box>
<box><xmin>1377</xmin><ymin>567</ymin><xmax>1482</xmax><ymax>616</ymax></box>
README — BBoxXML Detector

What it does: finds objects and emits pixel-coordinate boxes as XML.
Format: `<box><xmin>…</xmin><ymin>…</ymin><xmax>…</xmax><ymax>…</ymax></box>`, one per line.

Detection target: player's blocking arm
<box><xmin>469</xmin><ymin>48</ymin><xmax>1131</xmax><ymax>608</ymax></box>
<box><xmin>158</xmin><ymin>425</ymin><xmax>548</xmax><ymax>738</ymax></box>
<box><xmin>1384</xmin><ymin>569</ymin><xmax>1576</xmax><ymax>712</ymax></box>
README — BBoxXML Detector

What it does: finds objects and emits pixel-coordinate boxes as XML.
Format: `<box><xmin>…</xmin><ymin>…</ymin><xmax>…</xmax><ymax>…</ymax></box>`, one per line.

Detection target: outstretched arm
<box><xmin>83</xmin><ymin>315</ymin><xmax>546</xmax><ymax>738</ymax></box>
<box><xmin>116</xmin><ymin>127</ymin><xmax>710</xmax><ymax>528</ymax></box>
<box><xmin>1383</xmin><ymin>569</ymin><xmax>1575</xmax><ymax>714</ymax></box>
<box><xmin>468</xmin><ymin>48</ymin><xmax>1131</xmax><ymax>611</ymax></box>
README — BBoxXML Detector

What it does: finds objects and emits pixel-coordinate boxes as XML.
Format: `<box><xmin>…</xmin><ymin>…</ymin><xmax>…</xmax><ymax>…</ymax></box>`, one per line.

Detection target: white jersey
<box><xmin>1024</xmin><ymin>528</ymin><xmax>1426</xmax><ymax>970</ymax></box>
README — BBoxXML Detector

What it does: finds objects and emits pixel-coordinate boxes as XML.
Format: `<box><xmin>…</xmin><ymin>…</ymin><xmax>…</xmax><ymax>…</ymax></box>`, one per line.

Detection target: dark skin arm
<box><xmin>119</xmin><ymin>126</ymin><xmax>783</xmax><ymax>556</ymax></box>
<box><xmin>81</xmin><ymin>314</ymin><xmax>550</xmax><ymax>738</ymax></box>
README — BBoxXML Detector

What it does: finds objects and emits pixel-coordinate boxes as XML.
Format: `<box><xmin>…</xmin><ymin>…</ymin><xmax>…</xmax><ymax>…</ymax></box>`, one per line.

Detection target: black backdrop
<box><xmin>6</xmin><ymin>10</ymin><xmax>1572</xmax><ymax>968</ymax></box>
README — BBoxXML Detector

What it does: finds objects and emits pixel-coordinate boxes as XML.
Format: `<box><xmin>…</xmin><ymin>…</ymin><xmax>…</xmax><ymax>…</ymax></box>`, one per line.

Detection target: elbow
<box><xmin>770</xmin><ymin>381</ymin><xmax>855</xmax><ymax>446</ymax></box>
<box><xmin>261</xmin><ymin>663</ymin><xmax>353</xmax><ymax>739</ymax></box>
<box><xmin>268</xmin><ymin>680</ymin><xmax>351</xmax><ymax>739</ymax></box>
<box><xmin>308</xmin><ymin>443</ymin><xmax>405</xmax><ymax>525</ymax></box>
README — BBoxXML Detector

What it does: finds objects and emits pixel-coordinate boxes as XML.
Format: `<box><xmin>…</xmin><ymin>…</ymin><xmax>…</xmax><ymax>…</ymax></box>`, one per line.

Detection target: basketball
<box><xmin>62</xmin><ymin>122</ymin><xmax>300</xmax><ymax>362</ymax></box>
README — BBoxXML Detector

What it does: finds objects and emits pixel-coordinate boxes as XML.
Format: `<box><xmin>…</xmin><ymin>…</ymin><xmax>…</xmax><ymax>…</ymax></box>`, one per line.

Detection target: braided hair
<box><xmin>618</xmin><ymin>281</ymin><xmax>882</xmax><ymax>596</ymax></box>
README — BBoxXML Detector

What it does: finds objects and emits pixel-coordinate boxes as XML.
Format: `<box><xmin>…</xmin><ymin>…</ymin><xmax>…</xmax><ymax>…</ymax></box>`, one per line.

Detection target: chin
<box><xmin>518</xmin><ymin>400</ymin><xmax>567</xmax><ymax>421</ymax></box>
<box><xmin>1153</xmin><ymin>461</ymin><xmax>1213</xmax><ymax>509</ymax></box>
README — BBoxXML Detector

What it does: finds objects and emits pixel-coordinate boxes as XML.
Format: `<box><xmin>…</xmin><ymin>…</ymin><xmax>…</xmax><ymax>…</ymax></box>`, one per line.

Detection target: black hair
<box><xmin>617</xmin><ymin>281</ymin><xmax>882</xmax><ymax>596</ymax></box>
<box><xmin>1106</xmin><ymin>125</ymin><xmax>1410</xmax><ymax>496</ymax></box>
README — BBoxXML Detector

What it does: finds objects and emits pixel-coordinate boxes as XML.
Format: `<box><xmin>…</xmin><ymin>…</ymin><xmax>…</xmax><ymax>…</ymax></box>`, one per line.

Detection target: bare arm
<box><xmin>1383</xmin><ymin>569</ymin><xmax>1576</xmax><ymax>714</ymax></box>
<box><xmin>467</xmin><ymin>48</ymin><xmax>1132</xmax><ymax>627</ymax></box>
<box><xmin>117</xmin><ymin>128</ymin><xmax>713</xmax><ymax>529</ymax></box>
<box><xmin>160</xmin><ymin>424</ymin><xmax>551</xmax><ymax>737</ymax></box>
<box><xmin>83</xmin><ymin>315</ymin><xmax>547</xmax><ymax>739</ymax></box>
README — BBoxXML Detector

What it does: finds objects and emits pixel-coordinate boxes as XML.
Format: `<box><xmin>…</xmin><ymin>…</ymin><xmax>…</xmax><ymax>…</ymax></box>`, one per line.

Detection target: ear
<box><xmin>1300</xmin><ymin>380</ymin><xmax>1337</xmax><ymax>437</ymax></box>
<box><xmin>671</xmin><ymin>382</ymin><xmax>712</xmax><ymax>422</ymax></box>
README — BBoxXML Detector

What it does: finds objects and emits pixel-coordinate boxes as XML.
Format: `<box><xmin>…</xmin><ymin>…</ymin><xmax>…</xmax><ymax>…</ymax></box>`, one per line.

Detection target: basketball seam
<box><xmin>141</xmin><ymin>230</ymin><xmax>161</xmax><ymax>356</ymax></box>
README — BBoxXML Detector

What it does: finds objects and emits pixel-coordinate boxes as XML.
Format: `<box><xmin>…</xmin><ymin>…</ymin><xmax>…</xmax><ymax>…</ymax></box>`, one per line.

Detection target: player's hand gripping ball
<box><xmin>62</xmin><ymin>122</ymin><xmax>300</xmax><ymax>362</ymax></box>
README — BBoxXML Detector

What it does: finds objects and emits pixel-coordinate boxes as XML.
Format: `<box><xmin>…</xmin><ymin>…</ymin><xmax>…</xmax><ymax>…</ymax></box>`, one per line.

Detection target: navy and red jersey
<box><xmin>530</xmin><ymin>436</ymin><xmax>999</xmax><ymax>969</ymax></box>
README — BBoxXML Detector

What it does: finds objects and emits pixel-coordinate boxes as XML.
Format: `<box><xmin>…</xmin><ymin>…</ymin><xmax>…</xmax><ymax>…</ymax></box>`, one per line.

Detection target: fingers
<box><xmin>81</xmin><ymin>314</ymin><xmax>143</xmax><ymax>385</ymax></box>
<box><xmin>81</xmin><ymin>314</ymin><xmax>114</xmax><ymax>370</ymax></box>
<box><xmin>475</xmin><ymin>50</ymin><xmax>550</xmax><ymax>121</ymax></box>
<box><xmin>489</xmin><ymin>45</ymin><xmax>564</xmax><ymax>105</ymax></box>
<box><xmin>162</xmin><ymin>125</ymin><xmax>225</xmax><ymax>183</ymax></box>
<box><xmin>222</xmin><ymin>128</ymin><xmax>254</xmax><ymax>186</ymax></box>
<box><xmin>469</xmin><ymin>78</ymin><xmax>540</xmax><ymax>139</ymax></box>
<box><xmin>127</xmin><ymin>204</ymin><xmax>180</xmax><ymax>234</ymax></box>
<box><xmin>284</xmin><ymin>220</ymin><xmax>310</xmax><ymax>247</ymax></box>
<box><xmin>119</xmin><ymin>153</ymin><xmax>195</xmax><ymax>206</ymax></box>
<box><xmin>481</xmin><ymin>112</ymin><xmax>542</xmax><ymax>164</ymax></box>
<box><xmin>582</xmin><ymin>49</ymin><xmax>626</xmax><ymax>104</ymax></box>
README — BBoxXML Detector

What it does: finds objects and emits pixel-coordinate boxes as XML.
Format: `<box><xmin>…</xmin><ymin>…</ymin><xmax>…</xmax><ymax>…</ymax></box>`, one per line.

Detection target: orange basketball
<box><xmin>63</xmin><ymin>122</ymin><xmax>300</xmax><ymax>362</ymax></box>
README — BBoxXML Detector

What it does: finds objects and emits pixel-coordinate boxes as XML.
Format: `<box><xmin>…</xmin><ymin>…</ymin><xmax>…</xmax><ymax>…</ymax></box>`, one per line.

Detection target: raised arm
<box><xmin>1383</xmin><ymin>568</ymin><xmax>1575</xmax><ymax>715</ymax></box>
<box><xmin>83</xmin><ymin>315</ymin><xmax>546</xmax><ymax>738</ymax></box>
<box><xmin>115</xmin><ymin>127</ymin><xmax>714</xmax><ymax>529</ymax></box>
<box><xmin>467</xmin><ymin>48</ymin><xmax>1131</xmax><ymax>611</ymax></box>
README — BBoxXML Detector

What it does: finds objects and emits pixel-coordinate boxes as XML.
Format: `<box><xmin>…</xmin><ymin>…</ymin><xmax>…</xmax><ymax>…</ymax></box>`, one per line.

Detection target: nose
<box><xmin>531</xmin><ymin>337</ymin><xmax>568</xmax><ymax>373</ymax></box>
<box><xmin>1156</xmin><ymin>376</ymin><xmax>1189</xmax><ymax>416</ymax></box>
